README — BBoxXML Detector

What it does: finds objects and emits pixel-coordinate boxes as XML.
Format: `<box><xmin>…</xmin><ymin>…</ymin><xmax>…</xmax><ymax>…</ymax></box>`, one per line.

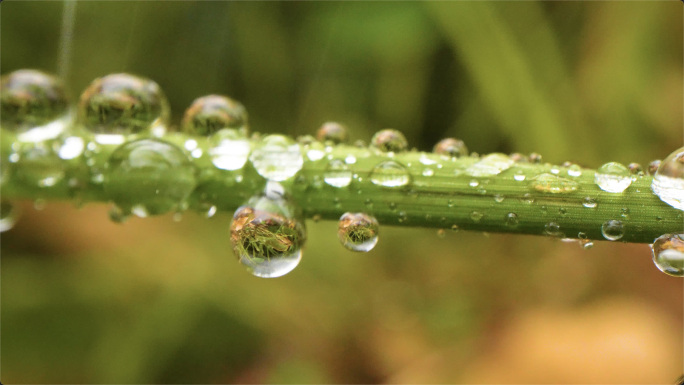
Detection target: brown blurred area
<box><xmin>1</xmin><ymin>1</ymin><xmax>683</xmax><ymax>383</ymax></box>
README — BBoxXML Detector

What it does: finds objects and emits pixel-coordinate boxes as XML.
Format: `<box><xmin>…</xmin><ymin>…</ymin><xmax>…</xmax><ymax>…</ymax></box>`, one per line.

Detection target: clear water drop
<box><xmin>647</xmin><ymin>160</ymin><xmax>661</xmax><ymax>175</ymax></box>
<box><xmin>316</xmin><ymin>122</ymin><xmax>347</xmax><ymax>144</ymax></box>
<box><xmin>78</xmin><ymin>73</ymin><xmax>169</xmax><ymax>143</ymax></box>
<box><xmin>470</xmin><ymin>211</ymin><xmax>484</xmax><ymax>223</ymax></box>
<box><xmin>337</xmin><ymin>212</ymin><xmax>379</xmax><ymax>252</ymax></box>
<box><xmin>466</xmin><ymin>153</ymin><xmax>513</xmax><ymax>177</ymax></box>
<box><xmin>469</xmin><ymin>179</ymin><xmax>479</xmax><ymax>188</ymax></box>
<box><xmin>370</xmin><ymin>160</ymin><xmax>410</xmax><ymax>188</ymax></box>
<box><xmin>422</xmin><ymin>168</ymin><xmax>434</xmax><ymax>177</ymax></box>
<box><xmin>530</xmin><ymin>173</ymin><xmax>578</xmax><ymax>194</ymax></box>
<box><xmin>579</xmin><ymin>239</ymin><xmax>594</xmax><ymax>249</ymax></box>
<box><xmin>651</xmin><ymin>147</ymin><xmax>684</xmax><ymax>210</ymax></box>
<box><xmin>528</xmin><ymin>153</ymin><xmax>542</xmax><ymax>163</ymax></box>
<box><xmin>208</xmin><ymin>129</ymin><xmax>251</xmax><ymax>171</ymax></box>
<box><xmin>1</xmin><ymin>69</ymin><xmax>71</xmax><ymax>142</ymax></box>
<box><xmin>231</xmin><ymin>190</ymin><xmax>306</xmax><ymax>278</ymax></box>
<box><xmin>371</xmin><ymin>129</ymin><xmax>408</xmax><ymax>153</ymax></box>
<box><xmin>0</xmin><ymin>201</ymin><xmax>18</xmax><ymax>232</ymax></box>
<box><xmin>595</xmin><ymin>162</ymin><xmax>632</xmax><ymax>193</ymax></box>
<box><xmin>324</xmin><ymin>159</ymin><xmax>352</xmax><ymax>188</ymax></box>
<box><xmin>249</xmin><ymin>134</ymin><xmax>303</xmax><ymax>182</ymax></box>
<box><xmin>544</xmin><ymin>222</ymin><xmax>563</xmax><ymax>237</ymax></box>
<box><xmin>181</xmin><ymin>94</ymin><xmax>247</xmax><ymax>136</ymax></box>
<box><xmin>567</xmin><ymin>164</ymin><xmax>582</xmax><ymax>177</ymax></box>
<box><xmin>582</xmin><ymin>197</ymin><xmax>597</xmax><ymax>208</ymax></box>
<box><xmin>504</xmin><ymin>212</ymin><xmax>519</xmax><ymax>227</ymax></box>
<box><xmin>513</xmin><ymin>171</ymin><xmax>526</xmax><ymax>181</ymax></box>
<box><xmin>103</xmin><ymin>139</ymin><xmax>196</xmax><ymax>217</ymax></box>
<box><xmin>651</xmin><ymin>233</ymin><xmax>684</xmax><ymax>277</ymax></box>
<box><xmin>433</xmin><ymin>138</ymin><xmax>468</xmax><ymax>158</ymax></box>
<box><xmin>601</xmin><ymin>220</ymin><xmax>624</xmax><ymax>241</ymax></box>
<box><xmin>494</xmin><ymin>194</ymin><xmax>505</xmax><ymax>203</ymax></box>
<box><xmin>627</xmin><ymin>162</ymin><xmax>643</xmax><ymax>175</ymax></box>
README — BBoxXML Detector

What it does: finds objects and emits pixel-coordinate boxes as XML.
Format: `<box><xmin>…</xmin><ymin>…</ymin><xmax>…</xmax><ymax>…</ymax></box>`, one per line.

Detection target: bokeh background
<box><xmin>1</xmin><ymin>1</ymin><xmax>683</xmax><ymax>383</ymax></box>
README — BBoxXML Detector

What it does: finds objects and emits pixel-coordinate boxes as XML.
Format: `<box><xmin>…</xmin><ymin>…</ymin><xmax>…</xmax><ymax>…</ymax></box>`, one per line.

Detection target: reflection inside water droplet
<box><xmin>338</xmin><ymin>212</ymin><xmax>379</xmax><ymax>252</ymax></box>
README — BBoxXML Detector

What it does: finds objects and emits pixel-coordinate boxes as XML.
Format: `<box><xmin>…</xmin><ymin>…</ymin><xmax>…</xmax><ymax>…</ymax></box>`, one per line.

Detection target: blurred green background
<box><xmin>1</xmin><ymin>1</ymin><xmax>683</xmax><ymax>383</ymax></box>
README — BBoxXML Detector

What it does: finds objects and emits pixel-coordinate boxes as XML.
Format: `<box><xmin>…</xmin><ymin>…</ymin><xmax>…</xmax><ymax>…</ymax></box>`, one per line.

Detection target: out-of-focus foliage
<box><xmin>1</xmin><ymin>1</ymin><xmax>682</xmax><ymax>383</ymax></box>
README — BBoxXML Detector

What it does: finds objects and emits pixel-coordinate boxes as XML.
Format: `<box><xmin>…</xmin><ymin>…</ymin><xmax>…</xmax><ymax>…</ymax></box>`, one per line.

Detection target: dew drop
<box><xmin>316</xmin><ymin>122</ymin><xmax>348</xmax><ymax>144</ymax></box>
<box><xmin>1</xmin><ymin>69</ymin><xmax>71</xmax><ymax>142</ymax></box>
<box><xmin>651</xmin><ymin>147</ymin><xmax>684</xmax><ymax>210</ymax></box>
<box><xmin>370</xmin><ymin>160</ymin><xmax>410</xmax><ymax>188</ymax></box>
<box><xmin>494</xmin><ymin>194</ymin><xmax>505</xmax><ymax>203</ymax></box>
<box><xmin>324</xmin><ymin>159</ymin><xmax>352</xmax><ymax>188</ymax></box>
<box><xmin>470</xmin><ymin>211</ymin><xmax>484</xmax><ymax>223</ymax></box>
<box><xmin>627</xmin><ymin>162</ymin><xmax>643</xmax><ymax>175</ymax></box>
<box><xmin>371</xmin><ymin>129</ymin><xmax>408</xmax><ymax>153</ymax></box>
<box><xmin>249</xmin><ymin>134</ymin><xmax>303</xmax><ymax>182</ymax></box>
<box><xmin>338</xmin><ymin>212</ymin><xmax>379</xmax><ymax>252</ymax></box>
<box><xmin>544</xmin><ymin>222</ymin><xmax>563</xmax><ymax>237</ymax></box>
<box><xmin>601</xmin><ymin>220</ymin><xmax>624</xmax><ymax>241</ymax></box>
<box><xmin>582</xmin><ymin>197</ymin><xmax>597</xmax><ymax>208</ymax></box>
<box><xmin>504</xmin><ymin>212</ymin><xmax>519</xmax><ymax>227</ymax></box>
<box><xmin>422</xmin><ymin>168</ymin><xmax>434</xmax><ymax>177</ymax></box>
<box><xmin>466</xmin><ymin>153</ymin><xmax>513</xmax><ymax>177</ymax></box>
<box><xmin>78</xmin><ymin>73</ymin><xmax>169</xmax><ymax>143</ymax></box>
<box><xmin>469</xmin><ymin>179</ymin><xmax>479</xmax><ymax>188</ymax></box>
<box><xmin>181</xmin><ymin>94</ymin><xmax>248</xmax><ymax>136</ymax></box>
<box><xmin>0</xmin><ymin>201</ymin><xmax>18</xmax><ymax>232</ymax></box>
<box><xmin>433</xmin><ymin>138</ymin><xmax>468</xmax><ymax>158</ymax></box>
<box><xmin>103</xmin><ymin>139</ymin><xmax>196</xmax><ymax>217</ymax></box>
<box><xmin>567</xmin><ymin>164</ymin><xmax>582</xmax><ymax>177</ymax></box>
<box><xmin>530</xmin><ymin>173</ymin><xmax>578</xmax><ymax>194</ymax></box>
<box><xmin>647</xmin><ymin>160</ymin><xmax>661</xmax><ymax>175</ymax></box>
<box><xmin>529</xmin><ymin>153</ymin><xmax>542</xmax><ymax>163</ymax></box>
<box><xmin>595</xmin><ymin>162</ymin><xmax>632</xmax><ymax>193</ymax></box>
<box><xmin>579</xmin><ymin>239</ymin><xmax>594</xmax><ymax>250</ymax></box>
<box><xmin>651</xmin><ymin>233</ymin><xmax>684</xmax><ymax>277</ymax></box>
<box><xmin>208</xmin><ymin>129</ymin><xmax>251</xmax><ymax>171</ymax></box>
<box><xmin>231</xmin><ymin>190</ymin><xmax>306</xmax><ymax>278</ymax></box>
<box><xmin>513</xmin><ymin>171</ymin><xmax>526</xmax><ymax>181</ymax></box>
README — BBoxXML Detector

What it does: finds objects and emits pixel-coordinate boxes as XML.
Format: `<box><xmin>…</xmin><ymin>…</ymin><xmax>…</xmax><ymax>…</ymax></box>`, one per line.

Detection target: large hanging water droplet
<box><xmin>0</xmin><ymin>201</ymin><xmax>18</xmax><ymax>232</ymax></box>
<box><xmin>338</xmin><ymin>212</ymin><xmax>379</xmax><ymax>252</ymax></box>
<box><xmin>13</xmin><ymin>143</ymin><xmax>66</xmax><ymax>187</ymax></box>
<box><xmin>371</xmin><ymin>129</ymin><xmax>408</xmax><ymax>153</ymax></box>
<box><xmin>529</xmin><ymin>173</ymin><xmax>578</xmax><ymax>194</ymax></box>
<box><xmin>249</xmin><ymin>134</ymin><xmax>303</xmax><ymax>182</ymax></box>
<box><xmin>651</xmin><ymin>147</ymin><xmax>684</xmax><ymax>210</ymax></box>
<box><xmin>78</xmin><ymin>73</ymin><xmax>170</xmax><ymax>144</ymax></box>
<box><xmin>594</xmin><ymin>162</ymin><xmax>632</xmax><ymax>193</ymax></box>
<box><xmin>601</xmin><ymin>220</ymin><xmax>624</xmax><ymax>241</ymax></box>
<box><xmin>316</xmin><ymin>122</ymin><xmax>348</xmax><ymax>144</ymax></box>
<box><xmin>433</xmin><ymin>138</ymin><xmax>468</xmax><ymax>158</ymax></box>
<box><xmin>370</xmin><ymin>160</ymin><xmax>410</xmax><ymax>188</ymax></box>
<box><xmin>1</xmin><ymin>69</ymin><xmax>71</xmax><ymax>142</ymax></box>
<box><xmin>230</xmin><ymin>190</ymin><xmax>306</xmax><ymax>278</ymax></box>
<box><xmin>466</xmin><ymin>153</ymin><xmax>513</xmax><ymax>177</ymax></box>
<box><xmin>208</xmin><ymin>129</ymin><xmax>251</xmax><ymax>171</ymax></box>
<box><xmin>103</xmin><ymin>139</ymin><xmax>196</xmax><ymax>217</ymax></box>
<box><xmin>181</xmin><ymin>94</ymin><xmax>248</xmax><ymax>136</ymax></box>
<box><xmin>651</xmin><ymin>233</ymin><xmax>684</xmax><ymax>277</ymax></box>
<box><xmin>324</xmin><ymin>159</ymin><xmax>352</xmax><ymax>188</ymax></box>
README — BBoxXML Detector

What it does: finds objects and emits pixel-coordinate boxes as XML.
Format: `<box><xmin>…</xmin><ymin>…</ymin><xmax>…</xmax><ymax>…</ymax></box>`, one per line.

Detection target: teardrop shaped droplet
<box><xmin>316</xmin><ymin>122</ymin><xmax>348</xmax><ymax>144</ymax></box>
<box><xmin>371</xmin><ymin>129</ymin><xmax>408</xmax><ymax>153</ymax></box>
<box><xmin>103</xmin><ymin>139</ymin><xmax>196</xmax><ymax>217</ymax></box>
<box><xmin>601</xmin><ymin>220</ymin><xmax>624</xmax><ymax>241</ymax></box>
<box><xmin>231</xmin><ymin>189</ymin><xmax>306</xmax><ymax>278</ymax></box>
<box><xmin>0</xmin><ymin>201</ymin><xmax>18</xmax><ymax>232</ymax></box>
<box><xmin>338</xmin><ymin>212</ymin><xmax>379</xmax><ymax>252</ymax></box>
<box><xmin>529</xmin><ymin>173</ymin><xmax>578</xmax><ymax>194</ymax></box>
<box><xmin>181</xmin><ymin>94</ymin><xmax>248</xmax><ymax>136</ymax></box>
<box><xmin>78</xmin><ymin>73</ymin><xmax>170</xmax><ymax>143</ymax></box>
<box><xmin>1</xmin><ymin>69</ymin><xmax>71</xmax><ymax>142</ymax></box>
<box><xmin>370</xmin><ymin>160</ymin><xmax>410</xmax><ymax>188</ymax></box>
<box><xmin>208</xmin><ymin>129</ymin><xmax>251</xmax><ymax>171</ymax></box>
<box><xmin>651</xmin><ymin>233</ymin><xmax>684</xmax><ymax>277</ymax></box>
<box><xmin>433</xmin><ymin>138</ymin><xmax>468</xmax><ymax>158</ymax></box>
<box><xmin>249</xmin><ymin>134</ymin><xmax>303</xmax><ymax>182</ymax></box>
<box><xmin>324</xmin><ymin>159</ymin><xmax>352</xmax><ymax>188</ymax></box>
<box><xmin>595</xmin><ymin>162</ymin><xmax>632</xmax><ymax>193</ymax></box>
<box><xmin>651</xmin><ymin>147</ymin><xmax>684</xmax><ymax>210</ymax></box>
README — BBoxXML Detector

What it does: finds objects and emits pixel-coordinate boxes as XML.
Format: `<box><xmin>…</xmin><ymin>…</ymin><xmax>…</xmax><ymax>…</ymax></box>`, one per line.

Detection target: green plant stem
<box><xmin>1</xmin><ymin>130</ymin><xmax>682</xmax><ymax>243</ymax></box>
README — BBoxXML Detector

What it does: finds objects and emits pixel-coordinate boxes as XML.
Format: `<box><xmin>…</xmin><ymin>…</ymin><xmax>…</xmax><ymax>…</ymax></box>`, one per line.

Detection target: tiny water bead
<box><xmin>324</xmin><ymin>159</ymin><xmax>352</xmax><ymax>188</ymax></box>
<box><xmin>544</xmin><ymin>222</ymin><xmax>563</xmax><ymax>237</ymax></box>
<box><xmin>1</xmin><ymin>69</ymin><xmax>70</xmax><ymax>142</ymax></box>
<box><xmin>316</xmin><ymin>122</ymin><xmax>348</xmax><ymax>144</ymax></box>
<box><xmin>230</xmin><ymin>191</ymin><xmax>306</xmax><ymax>278</ymax></box>
<box><xmin>371</xmin><ymin>129</ymin><xmax>408</xmax><ymax>153</ymax></box>
<box><xmin>504</xmin><ymin>212</ymin><xmax>519</xmax><ymax>227</ymax></box>
<box><xmin>249</xmin><ymin>134</ymin><xmax>303</xmax><ymax>182</ymax></box>
<box><xmin>529</xmin><ymin>173</ymin><xmax>578</xmax><ymax>194</ymax></box>
<box><xmin>370</xmin><ymin>160</ymin><xmax>410</xmax><ymax>188</ymax></box>
<box><xmin>627</xmin><ymin>162</ymin><xmax>643</xmax><ymax>175</ymax></box>
<box><xmin>208</xmin><ymin>129</ymin><xmax>251</xmax><ymax>171</ymax></box>
<box><xmin>0</xmin><ymin>201</ymin><xmax>18</xmax><ymax>232</ymax></box>
<box><xmin>595</xmin><ymin>162</ymin><xmax>632</xmax><ymax>193</ymax></box>
<box><xmin>647</xmin><ymin>160</ymin><xmax>661</xmax><ymax>175</ymax></box>
<box><xmin>582</xmin><ymin>197</ymin><xmax>598</xmax><ymax>208</ymax></box>
<box><xmin>337</xmin><ymin>212</ymin><xmax>379</xmax><ymax>252</ymax></box>
<box><xmin>651</xmin><ymin>234</ymin><xmax>684</xmax><ymax>277</ymax></box>
<box><xmin>181</xmin><ymin>95</ymin><xmax>248</xmax><ymax>136</ymax></box>
<box><xmin>433</xmin><ymin>138</ymin><xmax>468</xmax><ymax>158</ymax></box>
<box><xmin>651</xmin><ymin>147</ymin><xmax>684</xmax><ymax>210</ymax></box>
<box><xmin>103</xmin><ymin>139</ymin><xmax>196</xmax><ymax>217</ymax></box>
<box><xmin>567</xmin><ymin>164</ymin><xmax>582</xmax><ymax>177</ymax></box>
<box><xmin>78</xmin><ymin>73</ymin><xmax>170</xmax><ymax>142</ymax></box>
<box><xmin>601</xmin><ymin>220</ymin><xmax>624</xmax><ymax>241</ymax></box>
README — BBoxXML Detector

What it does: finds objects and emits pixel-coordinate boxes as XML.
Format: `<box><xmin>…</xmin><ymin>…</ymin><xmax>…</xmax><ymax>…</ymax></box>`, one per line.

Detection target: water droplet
<box><xmin>469</xmin><ymin>179</ymin><xmax>479</xmax><ymax>188</ymax></box>
<box><xmin>370</xmin><ymin>160</ymin><xmax>410</xmax><ymax>188</ymax></box>
<box><xmin>345</xmin><ymin>155</ymin><xmax>357</xmax><ymax>165</ymax></box>
<box><xmin>647</xmin><ymin>160</ymin><xmax>661</xmax><ymax>175</ymax></box>
<box><xmin>249</xmin><ymin>134</ymin><xmax>303</xmax><ymax>182</ymax></box>
<box><xmin>627</xmin><ymin>162</ymin><xmax>643</xmax><ymax>175</ymax></box>
<box><xmin>78</xmin><ymin>73</ymin><xmax>169</xmax><ymax>143</ymax></box>
<box><xmin>513</xmin><ymin>171</ymin><xmax>526</xmax><ymax>181</ymax></box>
<box><xmin>371</xmin><ymin>129</ymin><xmax>408</xmax><ymax>153</ymax></box>
<box><xmin>316</xmin><ymin>122</ymin><xmax>347</xmax><ymax>144</ymax></box>
<box><xmin>433</xmin><ymin>138</ymin><xmax>468</xmax><ymax>158</ymax></box>
<box><xmin>55</xmin><ymin>136</ymin><xmax>84</xmax><ymax>160</ymax></box>
<box><xmin>651</xmin><ymin>147</ymin><xmax>684</xmax><ymax>210</ymax></box>
<box><xmin>466</xmin><ymin>153</ymin><xmax>513</xmax><ymax>177</ymax></box>
<box><xmin>651</xmin><ymin>233</ymin><xmax>684</xmax><ymax>277</ymax></box>
<box><xmin>108</xmin><ymin>205</ymin><xmax>129</xmax><ymax>223</ymax></box>
<box><xmin>494</xmin><ymin>194</ymin><xmax>505</xmax><ymax>203</ymax></box>
<box><xmin>324</xmin><ymin>159</ymin><xmax>352</xmax><ymax>188</ymax></box>
<box><xmin>1</xmin><ymin>69</ymin><xmax>70</xmax><ymax>142</ymax></box>
<box><xmin>470</xmin><ymin>211</ymin><xmax>484</xmax><ymax>223</ymax></box>
<box><xmin>567</xmin><ymin>164</ymin><xmax>582</xmax><ymax>177</ymax></box>
<box><xmin>436</xmin><ymin>229</ymin><xmax>446</xmax><ymax>238</ymax></box>
<box><xmin>510</xmin><ymin>153</ymin><xmax>527</xmax><ymax>163</ymax></box>
<box><xmin>528</xmin><ymin>153</ymin><xmax>542</xmax><ymax>163</ymax></box>
<box><xmin>338</xmin><ymin>212</ymin><xmax>379</xmax><ymax>252</ymax></box>
<box><xmin>208</xmin><ymin>129</ymin><xmax>251</xmax><ymax>171</ymax></box>
<box><xmin>601</xmin><ymin>220</ymin><xmax>624</xmax><ymax>241</ymax></box>
<box><xmin>205</xmin><ymin>205</ymin><xmax>218</xmax><ymax>218</ymax></box>
<box><xmin>529</xmin><ymin>173</ymin><xmax>578</xmax><ymax>194</ymax></box>
<box><xmin>103</xmin><ymin>139</ymin><xmax>196</xmax><ymax>217</ymax></box>
<box><xmin>0</xmin><ymin>201</ymin><xmax>18</xmax><ymax>232</ymax></box>
<box><xmin>579</xmin><ymin>239</ymin><xmax>594</xmax><ymax>249</ymax></box>
<box><xmin>550</xmin><ymin>167</ymin><xmax>560</xmax><ymax>175</ymax></box>
<box><xmin>13</xmin><ymin>143</ymin><xmax>66</xmax><ymax>187</ymax></box>
<box><xmin>559</xmin><ymin>207</ymin><xmax>567</xmax><ymax>216</ymax></box>
<box><xmin>544</xmin><ymin>222</ymin><xmax>563</xmax><ymax>237</ymax></box>
<box><xmin>595</xmin><ymin>162</ymin><xmax>632</xmax><ymax>193</ymax></box>
<box><xmin>451</xmin><ymin>224</ymin><xmax>460</xmax><ymax>232</ymax></box>
<box><xmin>422</xmin><ymin>168</ymin><xmax>434</xmax><ymax>177</ymax></box>
<box><xmin>181</xmin><ymin>94</ymin><xmax>247</xmax><ymax>136</ymax></box>
<box><xmin>520</xmin><ymin>193</ymin><xmax>534</xmax><ymax>204</ymax></box>
<box><xmin>620</xmin><ymin>207</ymin><xmax>630</xmax><ymax>219</ymax></box>
<box><xmin>582</xmin><ymin>197</ymin><xmax>597</xmax><ymax>208</ymax></box>
<box><xmin>231</xmin><ymin>191</ymin><xmax>306</xmax><ymax>278</ymax></box>
<box><xmin>504</xmin><ymin>212</ymin><xmax>519</xmax><ymax>227</ymax></box>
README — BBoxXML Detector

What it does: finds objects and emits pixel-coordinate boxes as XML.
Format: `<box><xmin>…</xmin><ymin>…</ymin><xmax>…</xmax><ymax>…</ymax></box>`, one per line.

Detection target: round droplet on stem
<box><xmin>529</xmin><ymin>173</ymin><xmax>578</xmax><ymax>194</ymax></box>
<box><xmin>370</xmin><ymin>160</ymin><xmax>410</xmax><ymax>188</ymax></box>
<box><xmin>647</xmin><ymin>160</ymin><xmax>661</xmax><ymax>175</ymax></box>
<box><xmin>627</xmin><ymin>162</ymin><xmax>643</xmax><ymax>175</ymax></box>
<box><xmin>433</xmin><ymin>138</ymin><xmax>468</xmax><ymax>158</ymax></box>
<box><xmin>324</xmin><ymin>159</ymin><xmax>352</xmax><ymax>188</ymax></box>
<box><xmin>582</xmin><ymin>197</ymin><xmax>597</xmax><ymax>208</ymax></box>
<box><xmin>1</xmin><ymin>69</ymin><xmax>71</xmax><ymax>142</ymax></box>
<box><xmin>651</xmin><ymin>147</ymin><xmax>684</xmax><ymax>210</ymax></box>
<box><xmin>601</xmin><ymin>220</ymin><xmax>624</xmax><ymax>241</ymax></box>
<box><xmin>371</xmin><ymin>129</ymin><xmax>408</xmax><ymax>153</ymax></box>
<box><xmin>316</xmin><ymin>122</ymin><xmax>348</xmax><ymax>144</ymax></box>
<box><xmin>504</xmin><ymin>212</ymin><xmax>519</xmax><ymax>227</ymax></box>
<box><xmin>249</xmin><ymin>134</ymin><xmax>304</xmax><ymax>182</ymax></box>
<box><xmin>208</xmin><ymin>129</ymin><xmax>251</xmax><ymax>171</ymax></box>
<box><xmin>181</xmin><ymin>94</ymin><xmax>248</xmax><ymax>136</ymax></box>
<box><xmin>338</xmin><ymin>212</ymin><xmax>379</xmax><ymax>252</ymax></box>
<box><xmin>595</xmin><ymin>162</ymin><xmax>632</xmax><ymax>193</ymax></box>
<box><xmin>651</xmin><ymin>233</ymin><xmax>684</xmax><ymax>277</ymax></box>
